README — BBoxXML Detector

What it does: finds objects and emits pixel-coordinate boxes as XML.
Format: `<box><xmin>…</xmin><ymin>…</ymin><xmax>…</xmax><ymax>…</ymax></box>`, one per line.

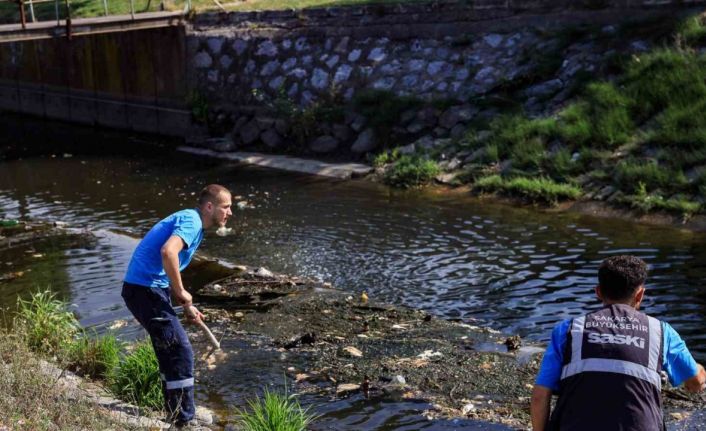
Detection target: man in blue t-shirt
<box><xmin>122</xmin><ymin>184</ymin><xmax>232</xmax><ymax>427</ymax></box>
<box><xmin>530</xmin><ymin>255</ymin><xmax>706</xmax><ymax>431</ymax></box>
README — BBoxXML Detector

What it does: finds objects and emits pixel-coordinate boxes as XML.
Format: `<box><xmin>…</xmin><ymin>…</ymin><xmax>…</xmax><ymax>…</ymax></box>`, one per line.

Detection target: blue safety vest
<box><xmin>548</xmin><ymin>304</ymin><xmax>664</xmax><ymax>431</ymax></box>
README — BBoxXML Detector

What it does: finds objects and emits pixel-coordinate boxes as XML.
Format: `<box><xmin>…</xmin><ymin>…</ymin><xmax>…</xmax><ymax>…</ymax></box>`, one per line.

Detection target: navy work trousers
<box><xmin>121</xmin><ymin>282</ymin><xmax>195</xmax><ymax>423</ymax></box>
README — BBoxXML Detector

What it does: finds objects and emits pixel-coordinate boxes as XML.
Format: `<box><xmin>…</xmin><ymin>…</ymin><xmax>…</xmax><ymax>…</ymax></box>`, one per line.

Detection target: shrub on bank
<box><xmin>14</xmin><ymin>290</ymin><xmax>79</xmax><ymax>355</ymax></box>
<box><xmin>108</xmin><ymin>340</ymin><xmax>163</xmax><ymax>410</ymax></box>
<box><xmin>384</xmin><ymin>155</ymin><xmax>440</xmax><ymax>188</ymax></box>
<box><xmin>67</xmin><ymin>330</ymin><xmax>123</xmax><ymax>379</ymax></box>
<box><xmin>235</xmin><ymin>387</ymin><xmax>318</xmax><ymax>431</ymax></box>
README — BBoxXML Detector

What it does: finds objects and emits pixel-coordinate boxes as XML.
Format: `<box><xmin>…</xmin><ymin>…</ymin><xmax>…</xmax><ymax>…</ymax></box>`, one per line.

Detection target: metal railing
<box><xmin>0</xmin><ymin>0</ymin><xmax>192</xmax><ymax>29</ymax></box>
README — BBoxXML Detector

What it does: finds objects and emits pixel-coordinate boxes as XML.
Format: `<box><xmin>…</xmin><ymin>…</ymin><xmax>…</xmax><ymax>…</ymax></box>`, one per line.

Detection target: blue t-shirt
<box><xmin>124</xmin><ymin>209</ymin><xmax>204</xmax><ymax>289</ymax></box>
<box><xmin>536</xmin><ymin>316</ymin><xmax>699</xmax><ymax>391</ymax></box>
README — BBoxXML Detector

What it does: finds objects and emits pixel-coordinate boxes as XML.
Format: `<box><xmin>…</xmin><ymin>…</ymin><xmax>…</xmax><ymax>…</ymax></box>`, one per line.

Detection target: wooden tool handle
<box><xmin>196</xmin><ymin>319</ymin><xmax>220</xmax><ymax>349</ymax></box>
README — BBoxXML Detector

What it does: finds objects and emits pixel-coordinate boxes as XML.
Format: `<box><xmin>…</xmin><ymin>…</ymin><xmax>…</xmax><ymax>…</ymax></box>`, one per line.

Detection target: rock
<box><xmin>391</xmin><ymin>375</ymin><xmax>406</xmax><ymax>385</ymax></box>
<box><xmin>206</xmin><ymin>38</ymin><xmax>224</xmax><ymax>55</ymax></box>
<box><xmin>255</xmin><ymin>267</ymin><xmax>274</xmax><ymax>278</ymax></box>
<box><xmin>436</xmin><ymin>173</ymin><xmax>457</xmax><ymax>184</ymax></box>
<box><xmin>524</xmin><ymin>79</ymin><xmax>564</xmax><ymax>99</ymax></box>
<box><xmin>334</xmin><ymin>64</ymin><xmax>353</xmax><ymax>84</ymax></box>
<box><xmin>219</xmin><ymin>55</ymin><xmax>233</xmax><ymax>70</ymax></box>
<box><xmin>398</xmin><ymin>143</ymin><xmax>416</xmax><ymax>155</ymax></box>
<box><xmin>407</xmin><ymin>59</ymin><xmax>426</xmax><ymax>72</ymax></box>
<box><xmin>254</xmin><ymin>116</ymin><xmax>275</xmax><ymax>131</ymax></box>
<box><xmin>282</xmin><ymin>57</ymin><xmax>297</xmax><ymax>70</ymax></box>
<box><xmin>260</xmin><ymin>129</ymin><xmax>282</xmax><ymax>149</ymax></box>
<box><xmin>231</xmin><ymin>116</ymin><xmax>248</xmax><ymax>136</ymax></box>
<box><xmin>426</xmin><ymin>61</ymin><xmax>448</xmax><ymax>76</ymax></box>
<box><xmin>283</xmin><ymin>332</ymin><xmax>317</xmax><ymax>349</ymax></box>
<box><xmin>631</xmin><ymin>40</ymin><xmax>649</xmax><ymax>53</ymax></box>
<box><xmin>483</xmin><ymin>33</ymin><xmax>504</xmax><ymax>48</ymax></box>
<box><xmin>349</xmin><ymin>114</ymin><xmax>366</xmax><ymax>132</ymax></box>
<box><xmin>416</xmin><ymin>107</ymin><xmax>438</xmax><ymax>128</ymax></box>
<box><xmin>310</xmin><ymin>68</ymin><xmax>329</xmax><ymax>90</ymax></box>
<box><xmin>325</xmin><ymin>55</ymin><xmax>339</xmax><ymax>69</ymax></box>
<box><xmin>351</xmin><ymin>128</ymin><xmax>376</xmax><ymax>153</ymax></box>
<box><xmin>462</xmin><ymin>403</ymin><xmax>476</xmax><ymax>415</ymax></box>
<box><xmin>367</xmin><ymin>47</ymin><xmax>386</xmax><ymax>62</ymax></box>
<box><xmin>193</xmin><ymin>51</ymin><xmax>212</xmax><ymax>69</ymax></box>
<box><xmin>332</xmin><ymin>124</ymin><xmax>352</xmax><ymax>141</ymax></box>
<box><xmin>274</xmin><ymin>119</ymin><xmax>289</xmax><ymax>135</ymax></box>
<box><xmin>195</xmin><ymin>406</ymin><xmax>214</xmax><ymax>425</ymax></box>
<box><xmin>343</xmin><ymin>346</ymin><xmax>363</xmax><ymax>357</ymax></box>
<box><xmin>239</xmin><ymin>120</ymin><xmax>261</xmax><ymax>145</ymax></box>
<box><xmin>433</xmin><ymin>127</ymin><xmax>447</xmax><ymax>138</ymax></box>
<box><xmin>256</xmin><ymin>40</ymin><xmax>278</xmax><ymax>57</ymax></box>
<box><xmin>372</xmin><ymin>77</ymin><xmax>396</xmax><ymax>91</ymax></box>
<box><xmin>232</xmin><ymin>39</ymin><xmax>247</xmax><ymax>55</ymax></box>
<box><xmin>439</xmin><ymin>105</ymin><xmax>477</xmax><ymax>129</ymax></box>
<box><xmin>260</xmin><ymin>60</ymin><xmax>280</xmax><ymax>76</ymax></box>
<box><xmin>450</xmin><ymin>124</ymin><xmax>466</xmax><ymax>139</ymax></box>
<box><xmin>205</xmin><ymin>137</ymin><xmax>235</xmax><ymax>152</ymax></box>
<box><xmin>310</xmin><ymin>136</ymin><xmax>339</xmax><ymax>153</ymax></box>
<box><xmin>336</xmin><ymin>383</ymin><xmax>361</xmax><ymax>395</ymax></box>
<box><xmin>348</xmin><ymin>49</ymin><xmax>362</xmax><ymax>62</ymax></box>
<box><xmin>504</xmin><ymin>335</ymin><xmax>522</xmax><ymax>351</ymax></box>
<box><xmin>406</xmin><ymin>122</ymin><xmax>425</xmax><ymax>134</ymax></box>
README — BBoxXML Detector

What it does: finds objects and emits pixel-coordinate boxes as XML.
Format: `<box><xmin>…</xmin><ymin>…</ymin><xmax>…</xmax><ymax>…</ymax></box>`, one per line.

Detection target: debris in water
<box><xmin>109</xmin><ymin>320</ymin><xmax>128</xmax><ymax>330</ymax></box>
<box><xmin>504</xmin><ymin>335</ymin><xmax>522</xmax><ymax>351</ymax></box>
<box><xmin>215</xmin><ymin>226</ymin><xmax>232</xmax><ymax>237</ymax></box>
<box><xmin>360</xmin><ymin>291</ymin><xmax>368</xmax><ymax>303</ymax></box>
<box><xmin>343</xmin><ymin>346</ymin><xmax>363</xmax><ymax>357</ymax></box>
<box><xmin>254</xmin><ymin>267</ymin><xmax>273</xmax><ymax>278</ymax></box>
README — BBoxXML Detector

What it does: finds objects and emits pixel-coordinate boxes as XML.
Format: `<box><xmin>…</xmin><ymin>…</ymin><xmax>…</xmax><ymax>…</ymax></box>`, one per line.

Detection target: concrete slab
<box><xmin>178</xmin><ymin>146</ymin><xmax>373</xmax><ymax>180</ymax></box>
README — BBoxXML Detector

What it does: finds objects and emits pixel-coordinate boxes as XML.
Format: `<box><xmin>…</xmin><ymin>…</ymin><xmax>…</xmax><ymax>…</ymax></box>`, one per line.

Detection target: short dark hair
<box><xmin>198</xmin><ymin>184</ymin><xmax>230</xmax><ymax>206</ymax></box>
<box><xmin>598</xmin><ymin>255</ymin><xmax>648</xmax><ymax>301</ymax></box>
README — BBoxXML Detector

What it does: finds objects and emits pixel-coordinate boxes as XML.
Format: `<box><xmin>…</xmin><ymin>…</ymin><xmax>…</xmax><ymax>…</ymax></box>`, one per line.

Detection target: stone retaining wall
<box><xmin>185</xmin><ymin>0</ymin><xmax>694</xmax><ymax>158</ymax></box>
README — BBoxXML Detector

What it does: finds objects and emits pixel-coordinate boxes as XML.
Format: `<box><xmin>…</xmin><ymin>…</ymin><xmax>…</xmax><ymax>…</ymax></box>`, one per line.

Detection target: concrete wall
<box><xmin>0</xmin><ymin>26</ymin><xmax>190</xmax><ymax>136</ymax></box>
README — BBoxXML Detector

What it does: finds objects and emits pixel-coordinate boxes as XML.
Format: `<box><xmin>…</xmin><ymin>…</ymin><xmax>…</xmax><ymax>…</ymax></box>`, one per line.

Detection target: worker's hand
<box><xmin>184</xmin><ymin>305</ymin><xmax>204</xmax><ymax>324</ymax></box>
<box><xmin>174</xmin><ymin>288</ymin><xmax>193</xmax><ymax>308</ymax></box>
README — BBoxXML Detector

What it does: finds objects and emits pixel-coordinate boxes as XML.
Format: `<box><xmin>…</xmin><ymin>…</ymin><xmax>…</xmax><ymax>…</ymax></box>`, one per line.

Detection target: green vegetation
<box><xmin>108</xmin><ymin>341</ymin><xmax>164</xmax><ymax>409</ymax></box>
<box><xmin>12</xmin><ymin>290</ymin><xmax>164</xmax><ymax>411</ymax></box>
<box><xmin>458</xmin><ymin>17</ymin><xmax>706</xmax><ymax>215</ymax></box>
<box><xmin>235</xmin><ymin>386</ymin><xmax>317</xmax><ymax>431</ymax></box>
<box><xmin>67</xmin><ymin>330</ymin><xmax>123</xmax><ymax>379</ymax></box>
<box><xmin>14</xmin><ymin>290</ymin><xmax>79</xmax><ymax>355</ymax></box>
<box><xmin>383</xmin><ymin>154</ymin><xmax>440</xmax><ymax>188</ymax></box>
<box><xmin>0</xmin><ymin>331</ymin><xmax>129</xmax><ymax>430</ymax></box>
<box><xmin>474</xmin><ymin>175</ymin><xmax>581</xmax><ymax>204</ymax></box>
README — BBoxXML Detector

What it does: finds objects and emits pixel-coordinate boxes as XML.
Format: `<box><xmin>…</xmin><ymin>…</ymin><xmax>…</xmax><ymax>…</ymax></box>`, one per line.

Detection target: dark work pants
<box><xmin>121</xmin><ymin>282</ymin><xmax>195</xmax><ymax>423</ymax></box>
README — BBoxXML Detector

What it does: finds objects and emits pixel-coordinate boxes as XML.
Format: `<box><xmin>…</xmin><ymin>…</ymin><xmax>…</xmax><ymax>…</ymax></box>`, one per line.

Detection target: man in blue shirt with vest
<box><xmin>122</xmin><ymin>184</ymin><xmax>232</xmax><ymax>427</ymax></box>
<box><xmin>531</xmin><ymin>255</ymin><xmax>706</xmax><ymax>431</ymax></box>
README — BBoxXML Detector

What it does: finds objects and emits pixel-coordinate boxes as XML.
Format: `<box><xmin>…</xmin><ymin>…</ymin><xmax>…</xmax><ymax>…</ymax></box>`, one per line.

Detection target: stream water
<box><xmin>1</xmin><ymin>118</ymin><xmax>705</xmax><ymax>429</ymax></box>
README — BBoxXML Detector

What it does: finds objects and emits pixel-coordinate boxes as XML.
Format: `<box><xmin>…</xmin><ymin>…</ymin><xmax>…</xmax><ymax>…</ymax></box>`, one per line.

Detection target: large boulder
<box><xmin>309</xmin><ymin>136</ymin><xmax>339</xmax><ymax>153</ymax></box>
<box><xmin>239</xmin><ymin>120</ymin><xmax>261</xmax><ymax>145</ymax></box>
<box><xmin>260</xmin><ymin>129</ymin><xmax>282</xmax><ymax>149</ymax></box>
<box><xmin>351</xmin><ymin>128</ymin><xmax>376</xmax><ymax>153</ymax></box>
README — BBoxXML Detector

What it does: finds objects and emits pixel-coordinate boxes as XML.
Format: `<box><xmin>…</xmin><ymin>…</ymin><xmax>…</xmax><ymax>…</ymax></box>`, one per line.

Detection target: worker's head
<box><xmin>596</xmin><ymin>255</ymin><xmax>648</xmax><ymax>309</ymax></box>
<box><xmin>198</xmin><ymin>184</ymin><xmax>232</xmax><ymax>229</ymax></box>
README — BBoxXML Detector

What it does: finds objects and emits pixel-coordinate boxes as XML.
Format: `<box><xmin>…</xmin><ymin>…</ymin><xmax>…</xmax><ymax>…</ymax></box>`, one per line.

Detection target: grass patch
<box><xmin>384</xmin><ymin>155</ymin><xmax>440</xmax><ymax>188</ymax></box>
<box><xmin>473</xmin><ymin>175</ymin><xmax>581</xmax><ymax>204</ymax></box>
<box><xmin>235</xmin><ymin>386</ymin><xmax>318</xmax><ymax>431</ymax></box>
<box><xmin>14</xmin><ymin>290</ymin><xmax>79</xmax><ymax>356</ymax></box>
<box><xmin>614</xmin><ymin>159</ymin><xmax>686</xmax><ymax>193</ymax></box>
<box><xmin>67</xmin><ymin>330</ymin><xmax>123</xmax><ymax>380</ymax></box>
<box><xmin>622</xmin><ymin>49</ymin><xmax>706</xmax><ymax>121</ymax></box>
<box><xmin>627</xmin><ymin>184</ymin><xmax>701</xmax><ymax>218</ymax></box>
<box><xmin>0</xmin><ymin>331</ymin><xmax>129</xmax><ymax>430</ymax></box>
<box><xmin>108</xmin><ymin>340</ymin><xmax>163</xmax><ymax>410</ymax></box>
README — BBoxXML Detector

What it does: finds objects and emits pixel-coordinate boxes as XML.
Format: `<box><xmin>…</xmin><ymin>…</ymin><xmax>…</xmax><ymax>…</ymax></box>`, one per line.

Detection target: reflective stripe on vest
<box><xmin>560</xmin><ymin>312</ymin><xmax>662</xmax><ymax>389</ymax></box>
